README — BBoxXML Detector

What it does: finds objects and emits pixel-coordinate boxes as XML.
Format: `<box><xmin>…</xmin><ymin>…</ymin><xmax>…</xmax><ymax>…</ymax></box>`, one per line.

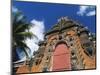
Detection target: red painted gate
<box><xmin>52</xmin><ymin>43</ymin><xmax>71</xmax><ymax>71</ymax></box>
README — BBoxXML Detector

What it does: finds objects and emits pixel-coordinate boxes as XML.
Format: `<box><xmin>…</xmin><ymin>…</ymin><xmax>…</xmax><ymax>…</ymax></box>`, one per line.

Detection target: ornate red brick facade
<box><xmin>16</xmin><ymin>17</ymin><xmax>96</xmax><ymax>73</ymax></box>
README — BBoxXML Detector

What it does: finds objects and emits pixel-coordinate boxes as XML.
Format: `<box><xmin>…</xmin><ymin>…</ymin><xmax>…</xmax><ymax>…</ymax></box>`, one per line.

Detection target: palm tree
<box><xmin>12</xmin><ymin>9</ymin><xmax>34</xmax><ymax>62</ymax></box>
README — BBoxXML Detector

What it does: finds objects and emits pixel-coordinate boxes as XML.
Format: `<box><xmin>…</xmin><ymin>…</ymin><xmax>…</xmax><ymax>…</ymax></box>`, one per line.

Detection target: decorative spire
<box><xmin>58</xmin><ymin>16</ymin><xmax>70</xmax><ymax>22</ymax></box>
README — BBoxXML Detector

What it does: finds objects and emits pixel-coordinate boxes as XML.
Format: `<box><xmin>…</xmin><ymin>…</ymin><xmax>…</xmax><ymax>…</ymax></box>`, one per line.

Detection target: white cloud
<box><xmin>77</xmin><ymin>6</ymin><xmax>88</xmax><ymax>16</ymax></box>
<box><xmin>86</xmin><ymin>10</ymin><xmax>95</xmax><ymax>16</ymax></box>
<box><xmin>12</xmin><ymin>6</ymin><xmax>18</xmax><ymax>13</ymax></box>
<box><xmin>25</xmin><ymin>19</ymin><xmax>45</xmax><ymax>57</ymax></box>
<box><xmin>30</xmin><ymin>19</ymin><xmax>45</xmax><ymax>41</ymax></box>
<box><xmin>77</xmin><ymin>6</ymin><xmax>96</xmax><ymax>16</ymax></box>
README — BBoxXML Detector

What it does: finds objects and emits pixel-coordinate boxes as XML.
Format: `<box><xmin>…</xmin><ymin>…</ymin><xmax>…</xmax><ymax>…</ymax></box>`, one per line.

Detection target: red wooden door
<box><xmin>52</xmin><ymin>43</ymin><xmax>71</xmax><ymax>71</ymax></box>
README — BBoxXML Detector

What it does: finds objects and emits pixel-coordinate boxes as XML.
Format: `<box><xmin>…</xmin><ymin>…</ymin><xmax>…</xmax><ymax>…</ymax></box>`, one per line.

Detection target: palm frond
<box><xmin>16</xmin><ymin>32</ymin><xmax>33</xmax><ymax>39</ymax></box>
<box><xmin>12</xmin><ymin>9</ymin><xmax>37</xmax><ymax>60</ymax></box>
<box><xmin>13</xmin><ymin>23</ymin><xmax>32</xmax><ymax>33</ymax></box>
<box><xmin>17</xmin><ymin>41</ymin><xmax>30</xmax><ymax>58</ymax></box>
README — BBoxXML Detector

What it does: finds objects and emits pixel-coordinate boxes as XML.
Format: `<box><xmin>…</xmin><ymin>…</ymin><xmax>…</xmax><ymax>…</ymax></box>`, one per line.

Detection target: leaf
<box><xmin>16</xmin><ymin>32</ymin><xmax>33</xmax><ymax>39</ymax></box>
<box><xmin>17</xmin><ymin>41</ymin><xmax>30</xmax><ymax>58</ymax></box>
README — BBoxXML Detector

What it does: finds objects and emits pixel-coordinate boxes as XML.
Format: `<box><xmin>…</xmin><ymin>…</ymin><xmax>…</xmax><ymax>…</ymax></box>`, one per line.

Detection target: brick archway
<box><xmin>52</xmin><ymin>41</ymin><xmax>71</xmax><ymax>71</ymax></box>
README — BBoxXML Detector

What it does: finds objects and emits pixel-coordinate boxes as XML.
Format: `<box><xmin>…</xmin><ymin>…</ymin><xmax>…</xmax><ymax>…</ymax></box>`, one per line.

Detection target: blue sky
<box><xmin>13</xmin><ymin>1</ymin><xmax>96</xmax><ymax>33</ymax></box>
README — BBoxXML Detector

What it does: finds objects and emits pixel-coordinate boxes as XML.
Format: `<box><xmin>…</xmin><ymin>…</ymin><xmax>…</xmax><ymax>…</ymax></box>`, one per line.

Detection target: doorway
<box><xmin>52</xmin><ymin>42</ymin><xmax>71</xmax><ymax>71</ymax></box>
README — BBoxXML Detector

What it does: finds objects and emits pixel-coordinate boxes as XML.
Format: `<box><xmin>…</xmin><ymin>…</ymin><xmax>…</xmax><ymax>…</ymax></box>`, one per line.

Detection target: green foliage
<box><xmin>12</xmin><ymin>10</ymin><xmax>34</xmax><ymax>60</ymax></box>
